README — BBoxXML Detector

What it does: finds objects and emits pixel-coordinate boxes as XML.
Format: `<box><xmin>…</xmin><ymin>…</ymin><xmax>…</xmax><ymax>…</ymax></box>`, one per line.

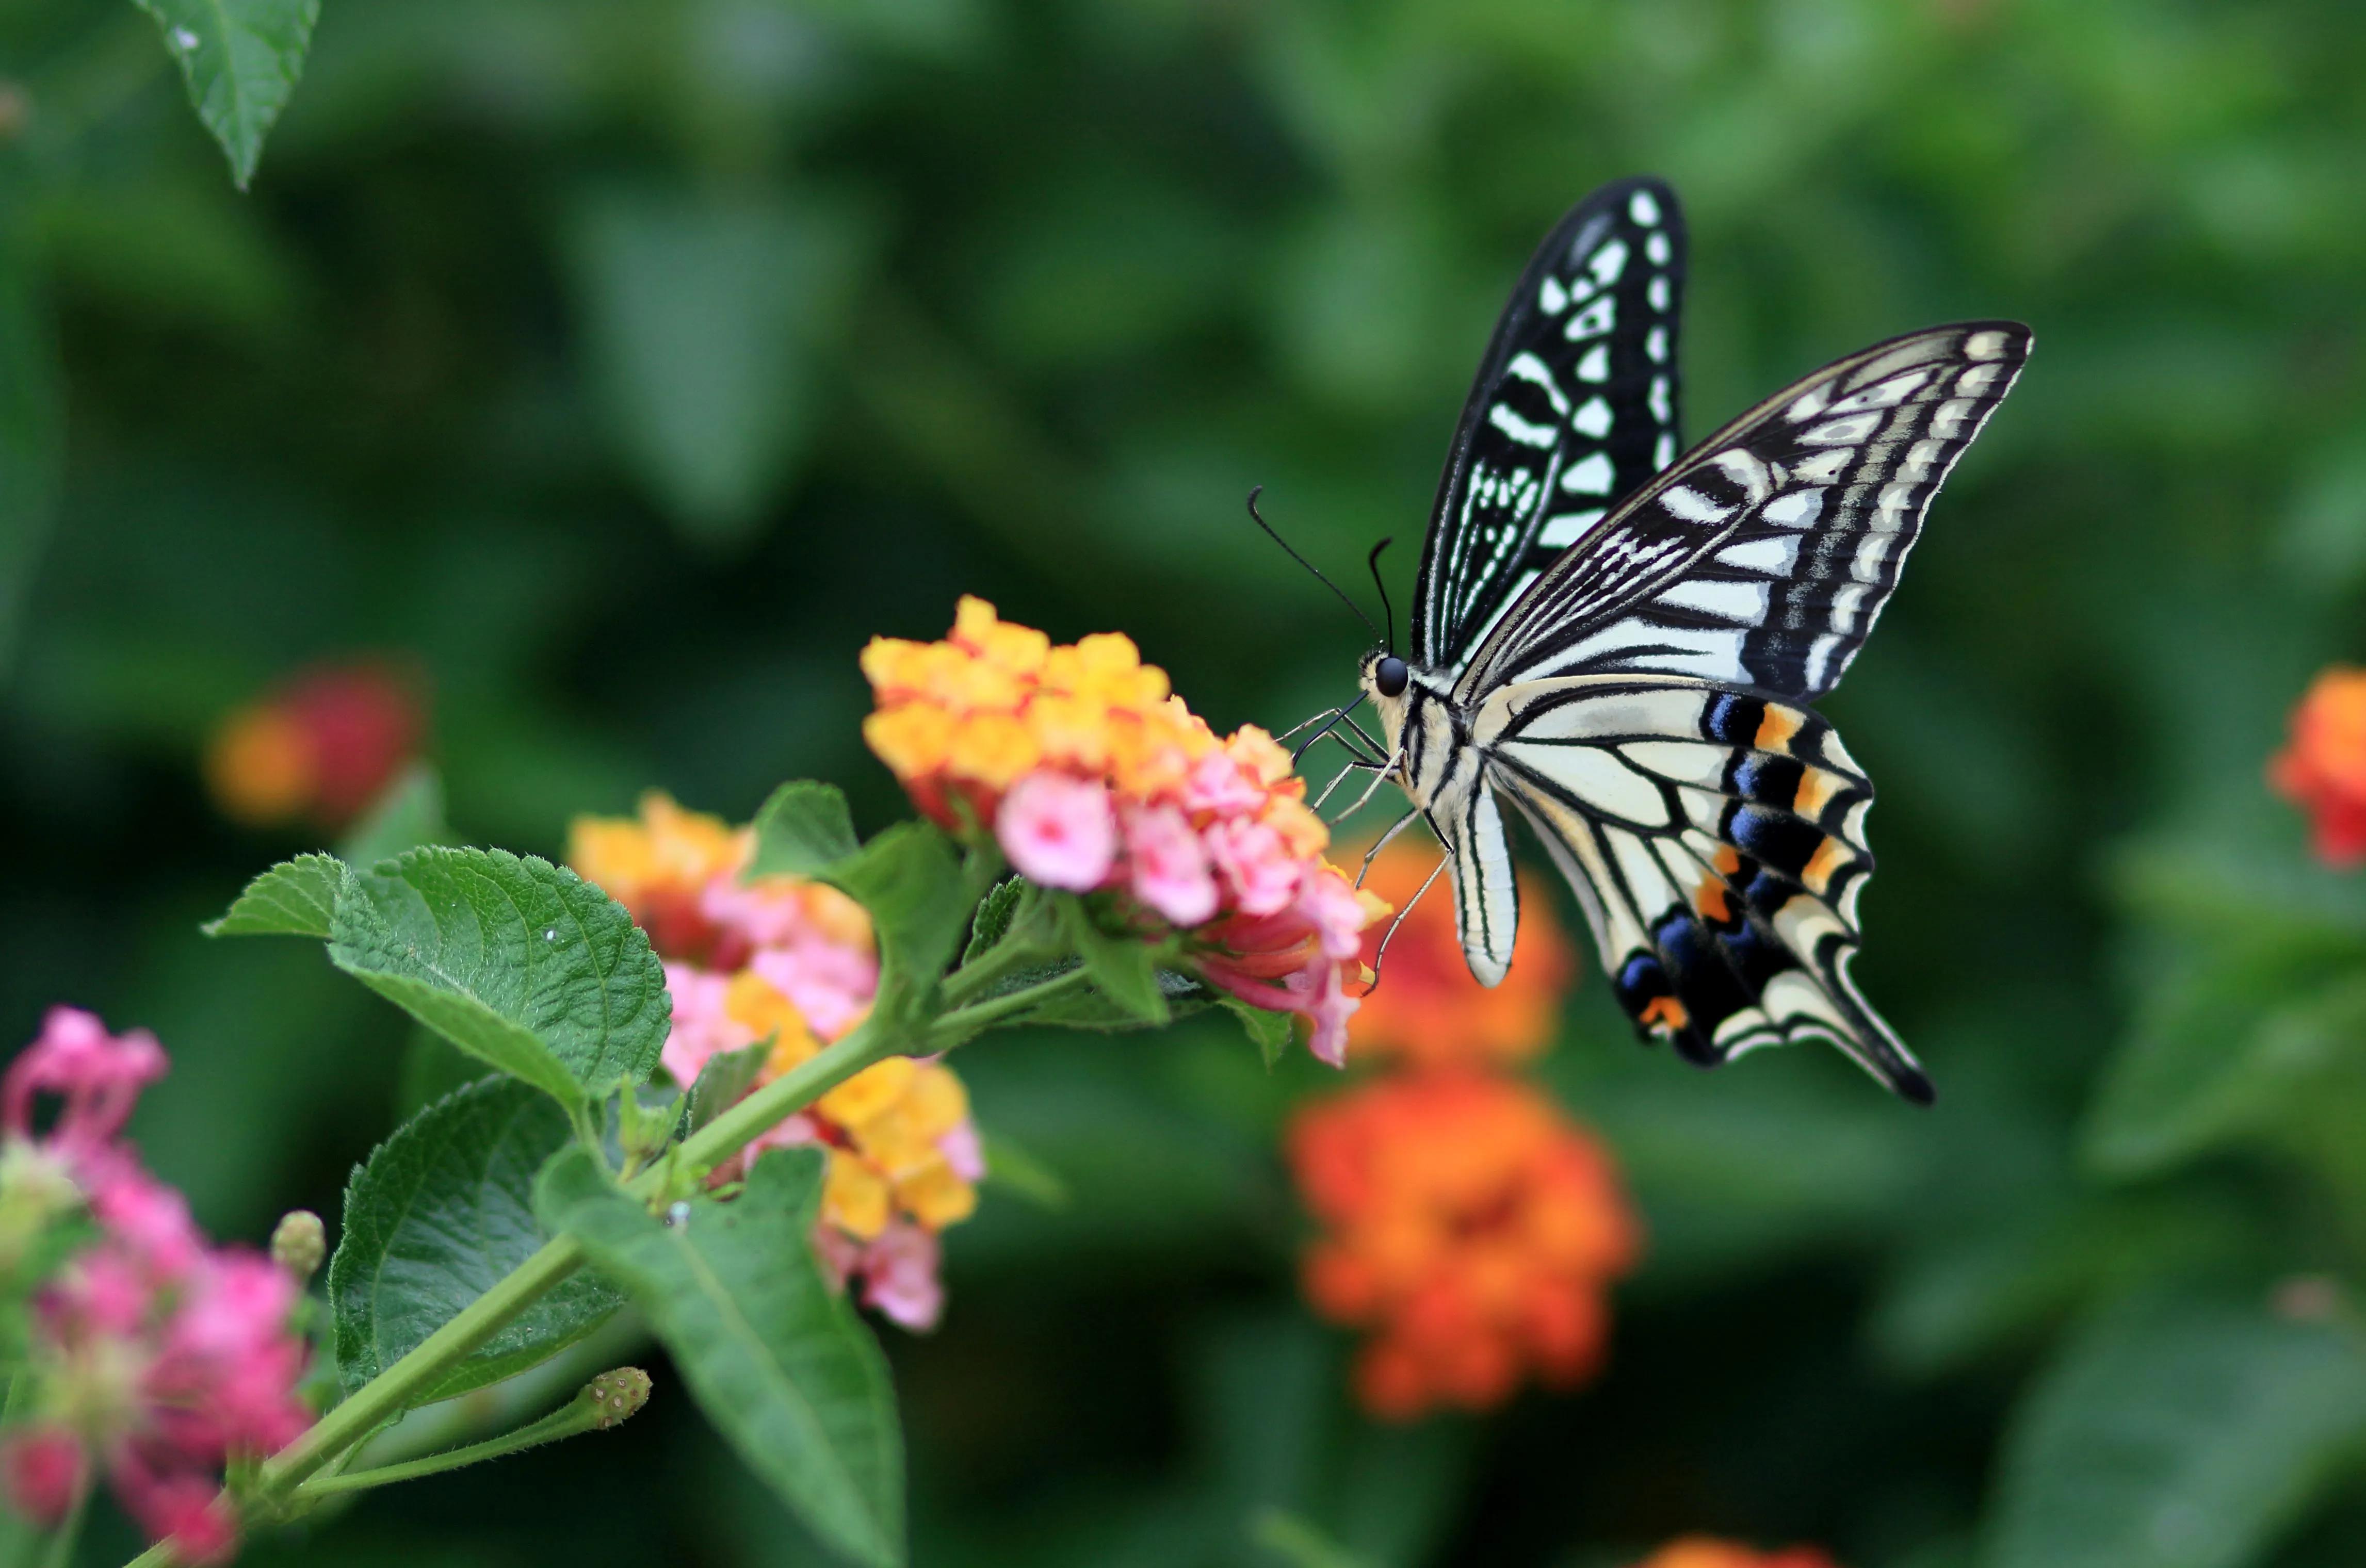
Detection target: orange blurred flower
<box><xmin>568</xmin><ymin>793</ymin><xmax>975</xmax><ymax>1330</ymax></box>
<box><xmin>2270</xmin><ymin>666</ymin><xmax>2366</xmax><ymax>865</ymax></box>
<box><xmin>203</xmin><ymin>661</ymin><xmax>423</xmax><ymax>831</ymax></box>
<box><xmin>1347</xmin><ymin>836</ymin><xmax>1577</xmax><ymax>1068</ymax></box>
<box><xmin>1288</xmin><ymin>1071</ymin><xmax>1640</xmax><ymax>1419</ymax></box>
<box><xmin>863</xmin><ymin>597</ymin><xmax>1387</xmax><ymax>1063</ymax></box>
<box><xmin>1631</xmin><ymin>1538</ymin><xmax>1841</xmax><ymax>1568</ymax></box>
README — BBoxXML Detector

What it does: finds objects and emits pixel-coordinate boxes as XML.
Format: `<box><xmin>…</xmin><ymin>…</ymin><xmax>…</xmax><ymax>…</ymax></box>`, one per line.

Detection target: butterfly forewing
<box><xmin>1458</xmin><ymin>322</ymin><xmax>2031</xmax><ymax>705</ymax></box>
<box><xmin>1412</xmin><ymin>177</ymin><xmax>1687</xmax><ymax>681</ymax></box>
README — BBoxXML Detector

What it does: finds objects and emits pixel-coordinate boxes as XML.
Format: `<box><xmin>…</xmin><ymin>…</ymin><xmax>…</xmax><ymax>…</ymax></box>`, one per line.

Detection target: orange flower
<box><xmin>2270</xmin><ymin>666</ymin><xmax>2366</xmax><ymax>865</ymax></box>
<box><xmin>863</xmin><ymin>597</ymin><xmax>1387</xmax><ymax>1063</ymax></box>
<box><xmin>1288</xmin><ymin>1072</ymin><xmax>1640</xmax><ymax>1419</ymax></box>
<box><xmin>1347</xmin><ymin>837</ymin><xmax>1577</xmax><ymax>1068</ymax></box>
<box><xmin>1631</xmin><ymin>1538</ymin><xmax>1841</xmax><ymax>1568</ymax></box>
<box><xmin>203</xmin><ymin>660</ymin><xmax>424</xmax><ymax>830</ymax></box>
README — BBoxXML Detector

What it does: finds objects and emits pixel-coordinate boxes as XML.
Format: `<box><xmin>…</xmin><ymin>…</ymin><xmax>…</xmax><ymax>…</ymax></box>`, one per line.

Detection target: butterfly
<box><xmin>1327</xmin><ymin>176</ymin><xmax>2029</xmax><ymax>1103</ymax></box>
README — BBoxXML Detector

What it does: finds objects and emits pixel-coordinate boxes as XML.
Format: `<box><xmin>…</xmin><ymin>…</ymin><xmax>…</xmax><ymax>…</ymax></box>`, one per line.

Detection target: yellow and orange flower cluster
<box><xmin>1631</xmin><ymin>1539</ymin><xmax>1841</xmax><ymax>1568</ymax></box>
<box><xmin>204</xmin><ymin>659</ymin><xmax>424</xmax><ymax>832</ymax></box>
<box><xmin>862</xmin><ymin>597</ymin><xmax>1387</xmax><ymax>1063</ymax></box>
<box><xmin>1290</xmin><ymin>1071</ymin><xmax>1638</xmax><ymax>1419</ymax></box>
<box><xmin>1345</xmin><ymin>839</ymin><xmax>1577</xmax><ymax>1069</ymax></box>
<box><xmin>2270</xmin><ymin>666</ymin><xmax>2366</xmax><ymax>867</ymax></box>
<box><xmin>569</xmin><ymin>793</ymin><xmax>977</xmax><ymax>1329</ymax></box>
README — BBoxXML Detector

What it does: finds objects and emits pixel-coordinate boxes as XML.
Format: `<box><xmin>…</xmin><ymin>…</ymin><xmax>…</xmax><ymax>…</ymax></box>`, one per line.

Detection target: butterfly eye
<box><xmin>1374</xmin><ymin>656</ymin><xmax>1409</xmax><ymax>698</ymax></box>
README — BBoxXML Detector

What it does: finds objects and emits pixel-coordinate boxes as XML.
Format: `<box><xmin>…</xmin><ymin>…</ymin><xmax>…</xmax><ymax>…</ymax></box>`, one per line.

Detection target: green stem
<box><xmin>931</xmin><ymin>963</ymin><xmax>1096</xmax><ymax>1037</ymax></box>
<box><xmin>120</xmin><ymin>1545</ymin><xmax>173</xmax><ymax>1568</ymax></box>
<box><xmin>292</xmin><ymin>1375</ymin><xmax>635</xmax><ymax>1500</ymax></box>
<box><xmin>251</xmin><ymin>1020</ymin><xmax>896</xmax><ymax>1507</ymax></box>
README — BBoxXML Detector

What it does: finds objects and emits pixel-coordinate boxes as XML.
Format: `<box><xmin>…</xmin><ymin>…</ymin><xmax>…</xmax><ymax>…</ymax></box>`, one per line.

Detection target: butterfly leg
<box><xmin>1327</xmin><ymin>757</ymin><xmax>1402</xmax><ymax>824</ymax></box>
<box><xmin>1367</xmin><ymin>853</ymin><xmax>1450</xmax><ymax>991</ymax></box>
<box><xmin>1310</xmin><ymin>758</ymin><xmax>1374</xmax><ymax>812</ymax></box>
<box><xmin>1355</xmin><ymin>809</ymin><xmax>1421</xmax><ymax>888</ymax></box>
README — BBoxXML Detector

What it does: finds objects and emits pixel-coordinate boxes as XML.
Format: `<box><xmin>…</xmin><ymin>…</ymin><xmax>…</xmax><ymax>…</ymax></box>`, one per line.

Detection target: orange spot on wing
<box><xmin>1639</xmin><ymin>995</ymin><xmax>1689</xmax><ymax>1032</ymax></box>
<box><xmin>1795</xmin><ymin>768</ymin><xmax>1843</xmax><ymax>819</ymax></box>
<box><xmin>1711</xmin><ymin>844</ymin><xmax>1742</xmax><ymax>875</ymax></box>
<box><xmin>1754</xmin><ymin>706</ymin><xmax>1803</xmax><ymax>753</ymax></box>
<box><xmin>1802</xmin><ymin>835</ymin><xmax>1848</xmax><ymax>894</ymax></box>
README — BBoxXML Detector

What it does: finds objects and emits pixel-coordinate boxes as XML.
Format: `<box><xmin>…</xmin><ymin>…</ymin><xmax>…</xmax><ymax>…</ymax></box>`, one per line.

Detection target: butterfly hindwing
<box><xmin>1459</xmin><ymin>322</ymin><xmax>2031</xmax><ymax>705</ymax></box>
<box><xmin>1412</xmin><ymin>177</ymin><xmax>1687</xmax><ymax>681</ymax></box>
<box><xmin>1471</xmin><ymin>674</ymin><xmax>1931</xmax><ymax>1101</ymax></box>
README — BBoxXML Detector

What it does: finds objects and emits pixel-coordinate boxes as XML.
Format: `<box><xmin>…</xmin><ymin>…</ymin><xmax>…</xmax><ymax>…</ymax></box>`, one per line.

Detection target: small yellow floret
<box><xmin>954</xmin><ymin>596</ymin><xmax>1051</xmax><ymax>677</ymax></box>
<box><xmin>864</xmin><ymin>704</ymin><xmax>955</xmax><ymax>779</ymax></box>
<box><xmin>896</xmin><ymin>1161</ymin><xmax>979</xmax><ymax>1230</ymax></box>
<box><xmin>1263</xmin><ymin>795</ymin><xmax>1330</xmax><ymax>860</ymax></box>
<box><xmin>947</xmin><ymin>712</ymin><xmax>1042</xmax><ymax>790</ymax></box>
<box><xmin>820</xmin><ymin>1057</ymin><xmax>919</xmax><ymax>1128</ymax></box>
<box><xmin>824</xmin><ymin>1151</ymin><xmax>894</xmax><ymax>1239</ymax></box>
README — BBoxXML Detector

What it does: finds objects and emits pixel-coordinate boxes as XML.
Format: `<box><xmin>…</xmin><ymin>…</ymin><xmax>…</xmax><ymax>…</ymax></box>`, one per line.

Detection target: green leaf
<box><xmin>1220</xmin><ymin>996</ymin><xmax>1297</xmax><ymax>1069</ymax></box>
<box><xmin>689</xmin><ymin>1041</ymin><xmax>770</xmax><ymax>1132</ymax></box>
<box><xmin>824</xmin><ymin>823</ymin><xmax>967</xmax><ymax>1017</ymax></box>
<box><xmin>2084</xmin><ymin>935</ymin><xmax>2366</xmax><ymax>1178</ymax></box>
<box><xmin>566</xmin><ymin>189</ymin><xmax>868</xmax><ymax>547</ymax></box>
<box><xmin>748</xmin><ymin>780</ymin><xmax>860</xmax><ymax>878</ymax></box>
<box><xmin>330</xmin><ymin>848</ymin><xmax>670</xmax><ymax>1108</ymax></box>
<box><xmin>1983</xmin><ymin>1294</ymin><xmax>2366</xmax><ymax>1568</ymax></box>
<box><xmin>538</xmin><ymin>1145</ymin><xmax>904</xmax><ymax>1567</ymax></box>
<box><xmin>328</xmin><ymin>1079</ymin><xmax>624</xmax><ymax>1404</ymax></box>
<box><xmin>203</xmin><ymin>853</ymin><xmax>348</xmax><ymax>938</ymax></box>
<box><xmin>962</xmin><ymin>876</ymin><xmax>1029</xmax><ymax>963</ymax></box>
<box><xmin>0</xmin><ymin>194</ymin><xmax>58</xmax><ymax>685</ymax></box>
<box><xmin>1058</xmin><ymin>896</ymin><xmax>1168</xmax><ymax>1025</ymax></box>
<box><xmin>133</xmin><ymin>0</ymin><xmax>320</xmax><ymax>189</ymax></box>
<box><xmin>339</xmin><ymin>763</ymin><xmax>451</xmax><ymax>867</ymax></box>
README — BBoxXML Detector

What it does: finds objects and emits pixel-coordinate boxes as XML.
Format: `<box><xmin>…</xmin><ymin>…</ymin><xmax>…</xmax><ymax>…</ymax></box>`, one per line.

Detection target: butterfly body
<box><xmin>1359</xmin><ymin>176</ymin><xmax>2031</xmax><ymax>1103</ymax></box>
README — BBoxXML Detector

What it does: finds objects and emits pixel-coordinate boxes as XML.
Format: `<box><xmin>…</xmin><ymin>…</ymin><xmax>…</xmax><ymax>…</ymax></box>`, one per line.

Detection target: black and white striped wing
<box><xmin>1458</xmin><ymin>322</ymin><xmax>2030</xmax><ymax>706</ymax></box>
<box><xmin>1411</xmin><ymin>176</ymin><xmax>1686</xmax><ymax>682</ymax></box>
<box><xmin>1474</xmin><ymin>675</ymin><xmax>1931</xmax><ymax>1101</ymax></box>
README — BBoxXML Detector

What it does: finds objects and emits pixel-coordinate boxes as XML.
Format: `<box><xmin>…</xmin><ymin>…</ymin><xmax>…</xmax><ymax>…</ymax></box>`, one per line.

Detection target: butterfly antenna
<box><xmin>1247</xmin><ymin>487</ymin><xmax>1381</xmax><ymax>642</ymax></box>
<box><xmin>1366</xmin><ymin>537</ymin><xmax>1396</xmax><ymax>654</ymax></box>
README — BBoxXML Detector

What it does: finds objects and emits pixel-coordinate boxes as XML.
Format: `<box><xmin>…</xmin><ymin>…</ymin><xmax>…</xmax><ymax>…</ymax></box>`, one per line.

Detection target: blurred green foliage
<box><xmin>6</xmin><ymin>0</ymin><xmax>2366</xmax><ymax>1563</ymax></box>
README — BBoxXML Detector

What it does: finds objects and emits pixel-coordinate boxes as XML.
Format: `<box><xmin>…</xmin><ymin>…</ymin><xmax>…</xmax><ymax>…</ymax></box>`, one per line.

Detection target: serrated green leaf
<box><xmin>1220</xmin><ymin>995</ymin><xmax>1296</xmax><ymax>1068</ymax></box>
<box><xmin>749</xmin><ymin>779</ymin><xmax>860</xmax><ymax>878</ymax></box>
<box><xmin>134</xmin><ymin>0</ymin><xmax>320</xmax><ymax>190</ymax></box>
<box><xmin>330</xmin><ymin>848</ymin><xmax>670</xmax><ymax>1108</ymax></box>
<box><xmin>203</xmin><ymin>853</ymin><xmax>348</xmax><ymax>938</ymax></box>
<box><xmin>328</xmin><ymin>1079</ymin><xmax>624</xmax><ymax>1404</ymax></box>
<box><xmin>537</xmin><ymin>1145</ymin><xmax>904</xmax><ymax>1567</ymax></box>
<box><xmin>1058</xmin><ymin>896</ymin><xmax>1168</xmax><ymax>1025</ymax></box>
<box><xmin>339</xmin><ymin>763</ymin><xmax>451</xmax><ymax>867</ymax></box>
<box><xmin>962</xmin><ymin>876</ymin><xmax>1029</xmax><ymax>964</ymax></box>
<box><xmin>689</xmin><ymin>1041</ymin><xmax>770</xmax><ymax>1131</ymax></box>
<box><xmin>1983</xmin><ymin>1294</ymin><xmax>2366</xmax><ymax>1568</ymax></box>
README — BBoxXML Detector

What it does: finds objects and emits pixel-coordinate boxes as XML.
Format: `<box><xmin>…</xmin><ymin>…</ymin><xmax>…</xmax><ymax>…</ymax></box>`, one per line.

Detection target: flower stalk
<box><xmin>290</xmin><ymin>1369</ymin><xmax>649</xmax><ymax>1501</ymax></box>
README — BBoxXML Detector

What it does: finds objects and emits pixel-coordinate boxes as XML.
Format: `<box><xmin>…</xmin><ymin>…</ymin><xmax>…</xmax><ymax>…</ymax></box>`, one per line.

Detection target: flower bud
<box><xmin>585</xmin><ymin>1367</ymin><xmax>651</xmax><ymax>1429</ymax></box>
<box><xmin>270</xmin><ymin>1209</ymin><xmax>327</xmax><ymax>1282</ymax></box>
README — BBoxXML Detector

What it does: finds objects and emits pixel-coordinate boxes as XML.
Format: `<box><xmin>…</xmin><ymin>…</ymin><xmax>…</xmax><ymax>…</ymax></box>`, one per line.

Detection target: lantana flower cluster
<box><xmin>569</xmin><ymin>794</ymin><xmax>981</xmax><ymax>1330</ymax></box>
<box><xmin>2270</xmin><ymin>665</ymin><xmax>2366</xmax><ymax>866</ymax></box>
<box><xmin>0</xmin><ymin>1009</ymin><xmax>313</xmax><ymax>1563</ymax></box>
<box><xmin>204</xmin><ymin>659</ymin><xmax>424</xmax><ymax>832</ymax></box>
<box><xmin>861</xmin><ymin>596</ymin><xmax>1387</xmax><ymax>1063</ymax></box>
<box><xmin>1287</xmin><ymin>837</ymin><xmax>1638</xmax><ymax>1419</ymax></box>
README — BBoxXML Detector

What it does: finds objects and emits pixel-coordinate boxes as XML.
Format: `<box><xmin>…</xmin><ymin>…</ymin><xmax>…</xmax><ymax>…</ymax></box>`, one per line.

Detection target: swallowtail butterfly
<box><xmin>1346</xmin><ymin>177</ymin><xmax>2029</xmax><ymax>1103</ymax></box>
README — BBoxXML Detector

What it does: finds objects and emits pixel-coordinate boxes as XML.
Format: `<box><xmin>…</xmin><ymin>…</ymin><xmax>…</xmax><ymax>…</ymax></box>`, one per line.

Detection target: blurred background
<box><xmin>6</xmin><ymin>0</ymin><xmax>2366</xmax><ymax>1563</ymax></box>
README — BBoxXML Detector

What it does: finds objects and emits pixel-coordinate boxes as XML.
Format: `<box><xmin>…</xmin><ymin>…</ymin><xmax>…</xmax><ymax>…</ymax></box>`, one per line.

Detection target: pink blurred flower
<box><xmin>1</xmin><ymin>1427</ymin><xmax>85</xmax><ymax>1525</ymax></box>
<box><xmin>658</xmin><ymin>963</ymin><xmax>754</xmax><ymax>1088</ymax></box>
<box><xmin>1196</xmin><ymin>867</ymin><xmax>1379</xmax><ymax>1066</ymax></box>
<box><xmin>995</xmin><ymin>772</ymin><xmax>1118</xmax><ymax>890</ymax></box>
<box><xmin>1205</xmin><ymin>818</ymin><xmax>1303</xmax><ymax>917</ymax></box>
<box><xmin>936</xmin><ymin>1121</ymin><xmax>986</xmax><ymax>1183</ymax></box>
<box><xmin>747</xmin><ymin>942</ymin><xmax>878</xmax><ymax>1042</ymax></box>
<box><xmin>4</xmin><ymin>1007</ymin><xmax>167</xmax><ymax>1160</ymax></box>
<box><xmin>1180</xmin><ymin>750</ymin><xmax>1267</xmax><ymax>818</ymax></box>
<box><xmin>811</xmin><ymin>1220</ymin><xmax>947</xmax><ymax>1331</ymax></box>
<box><xmin>1123</xmin><ymin>804</ymin><xmax>1219</xmax><ymax>925</ymax></box>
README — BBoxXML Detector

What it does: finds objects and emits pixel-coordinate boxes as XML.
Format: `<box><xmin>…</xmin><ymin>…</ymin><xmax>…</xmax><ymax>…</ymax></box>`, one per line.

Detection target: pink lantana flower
<box><xmin>996</xmin><ymin>772</ymin><xmax>1119</xmax><ymax>890</ymax></box>
<box><xmin>1196</xmin><ymin>865</ymin><xmax>1384</xmax><ymax>1066</ymax></box>
<box><xmin>1205</xmin><ymin>817</ymin><xmax>1303</xmax><ymax>917</ymax></box>
<box><xmin>815</xmin><ymin>1221</ymin><xmax>946</xmax><ymax>1332</ymax></box>
<box><xmin>1123</xmin><ymin>803</ymin><xmax>1220</xmax><ymax>926</ymax></box>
